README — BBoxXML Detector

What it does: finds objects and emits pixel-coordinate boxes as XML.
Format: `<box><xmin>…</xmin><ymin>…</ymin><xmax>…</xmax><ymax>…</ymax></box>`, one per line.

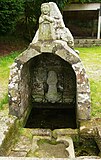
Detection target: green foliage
<box><xmin>74</xmin><ymin>138</ymin><xmax>99</xmax><ymax>157</ymax></box>
<box><xmin>0</xmin><ymin>94</ymin><xmax>8</xmax><ymax>109</ymax></box>
<box><xmin>0</xmin><ymin>0</ymin><xmax>24</xmax><ymax>34</ymax></box>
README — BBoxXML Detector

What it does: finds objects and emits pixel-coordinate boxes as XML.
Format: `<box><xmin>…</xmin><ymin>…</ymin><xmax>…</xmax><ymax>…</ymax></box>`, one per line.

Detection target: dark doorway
<box><xmin>25</xmin><ymin>106</ymin><xmax>77</xmax><ymax>130</ymax></box>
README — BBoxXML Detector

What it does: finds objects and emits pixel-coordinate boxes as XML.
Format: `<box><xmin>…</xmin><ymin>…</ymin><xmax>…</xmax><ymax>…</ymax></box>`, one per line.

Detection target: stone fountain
<box><xmin>8</xmin><ymin>2</ymin><xmax>91</xmax><ymax>123</ymax></box>
<box><xmin>0</xmin><ymin>2</ymin><xmax>101</xmax><ymax>160</ymax></box>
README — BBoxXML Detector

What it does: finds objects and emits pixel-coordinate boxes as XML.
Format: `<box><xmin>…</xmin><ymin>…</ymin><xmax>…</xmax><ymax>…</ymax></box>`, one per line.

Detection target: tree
<box><xmin>0</xmin><ymin>0</ymin><xmax>24</xmax><ymax>34</ymax></box>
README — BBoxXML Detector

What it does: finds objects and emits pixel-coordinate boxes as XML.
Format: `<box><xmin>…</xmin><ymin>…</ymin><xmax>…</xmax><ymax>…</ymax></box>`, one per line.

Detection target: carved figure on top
<box><xmin>38</xmin><ymin>3</ymin><xmax>55</xmax><ymax>40</ymax></box>
<box><xmin>32</xmin><ymin>2</ymin><xmax>74</xmax><ymax>48</ymax></box>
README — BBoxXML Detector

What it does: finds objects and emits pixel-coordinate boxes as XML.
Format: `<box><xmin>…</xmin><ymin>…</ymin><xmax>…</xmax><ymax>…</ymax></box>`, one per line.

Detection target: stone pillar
<box><xmin>97</xmin><ymin>6</ymin><xmax>101</xmax><ymax>39</ymax></box>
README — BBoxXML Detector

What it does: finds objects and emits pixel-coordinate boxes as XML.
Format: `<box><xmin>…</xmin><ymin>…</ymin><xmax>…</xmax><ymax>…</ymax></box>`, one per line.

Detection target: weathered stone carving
<box><xmin>45</xmin><ymin>70</ymin><xmax>61</xmax><ymax>103</ymax></box>
<box><xmin>8</xmin><ymin>2</ymin><xmax>91</xmax><ymax>123</ymax></box>
<box><xmin>38</xmin><ymin>3</ymin><xmax>55</xmax><ymax>40</ymax></box>
<box><xmin>32</xmin><ymin>2</ymin><xmax>74</xmax><ymax>48</ymax></box>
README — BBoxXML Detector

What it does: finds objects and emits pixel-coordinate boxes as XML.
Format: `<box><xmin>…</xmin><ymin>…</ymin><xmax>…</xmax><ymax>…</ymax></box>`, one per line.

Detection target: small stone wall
<box><xmin>75</xmin><ymin>39</ymin><xmax>101</xmax><ymax>47</ymax></box>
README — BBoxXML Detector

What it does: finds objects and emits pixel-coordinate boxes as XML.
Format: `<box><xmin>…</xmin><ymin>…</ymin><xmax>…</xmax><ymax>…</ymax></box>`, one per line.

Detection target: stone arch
<box><xmin>8</xmin><ymin>42</ymin><xmax>90</xmax><ymax>121</ymax></box>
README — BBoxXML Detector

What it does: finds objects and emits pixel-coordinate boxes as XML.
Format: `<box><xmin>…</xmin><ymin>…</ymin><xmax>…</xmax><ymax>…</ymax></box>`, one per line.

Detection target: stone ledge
<box><xmin>0</xmin><ymin>106</ymin><xmax>18</xmax><ymax>156</ymax></box>
<box><xmin>74</xmin><ymin>39</ymin><xmax>101</xmax><ymax>47</ymax></box>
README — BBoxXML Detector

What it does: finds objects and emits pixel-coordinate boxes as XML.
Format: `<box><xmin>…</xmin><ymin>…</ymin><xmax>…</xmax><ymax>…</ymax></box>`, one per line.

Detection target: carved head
<box><xmin>41</xmin><ymin>3</ymin><xmax>50</xmax><ymax>15</ymax></box>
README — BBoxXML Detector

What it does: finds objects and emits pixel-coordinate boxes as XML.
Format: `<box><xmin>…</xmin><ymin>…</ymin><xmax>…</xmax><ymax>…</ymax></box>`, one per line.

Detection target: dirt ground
<box><xmin>0</xmin><ymin>37</ymin><xmax>28</xmax><ymax>57</ymax></box>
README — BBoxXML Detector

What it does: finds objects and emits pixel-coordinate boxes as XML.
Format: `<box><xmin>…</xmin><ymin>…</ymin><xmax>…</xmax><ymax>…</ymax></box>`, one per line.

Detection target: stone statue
<box><xmin>32</xmin><ymin>2</ymin><xmax>74</xmax><ymax>48</ymax></box>
<box><xmin>38</xmin><ymin>3</ymin><xmax>55</xmax><ymax>40</ymax></box>
<box><xmin>45</xmin><ymin>71</ymin><xmax>61</xmax><ymax>103</ymax></box>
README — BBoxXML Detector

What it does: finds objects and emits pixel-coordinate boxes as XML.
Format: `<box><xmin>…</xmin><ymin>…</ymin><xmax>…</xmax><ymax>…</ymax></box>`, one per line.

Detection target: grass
<box><xmin>77</xmin><ymin>47</ymin><xmax>101</xmax><ymax>78</ymax></box>
<box><xmin>90</xmin><ymin>80</ymin><xmax>101</xmax><ymax>117</ymax></box>
<box><xmin>0</xmin><ymin>51</ymin><xmax>21</xmax><ymax>108</ymax></box>
<box><xmin>77</xmin><ymin>46</ymin><xmax>101</xmax><ymax>118</ymax></box>
<box><xmin>0</xmin><ymin>51</ymin><xmax>20</xmax><ymax>78</ymax></box>
<box><xmin>0</xmin><ymin>93</ymin><xmax>8</xmax><ymax>109</ymax></box>
<box><xmin>0</xmin><ymin>46</ymin><xmax>101</xmax><ymax>118</ymax></box>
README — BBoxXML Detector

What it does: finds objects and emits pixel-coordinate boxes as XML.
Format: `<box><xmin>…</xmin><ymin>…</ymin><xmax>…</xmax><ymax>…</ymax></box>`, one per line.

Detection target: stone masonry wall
<box><xmin>30</xmin><ymin>53</ymin><xmax>76</xmax><ymax>104</ymax></box>
<box><xmin>75</xmin><ymin>39</ymin><xmax>101</xmax><ymax>47</ymax></box>
<box><xmin>8</xmin><ymin>40</ymin><xmax>91</xmax><ymax>121</ymax></box>
<box><xmin>8</xmin><ymin>60</ymin><xmax>32</xmax><ymax>118</ymax></box>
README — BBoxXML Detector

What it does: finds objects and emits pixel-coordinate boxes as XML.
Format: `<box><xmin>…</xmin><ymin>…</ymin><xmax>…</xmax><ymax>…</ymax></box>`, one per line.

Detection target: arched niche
<box><xmin>8</xmin><ymin>42</ymin><xmax>90</xmax><ymax>125</ymax></box>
